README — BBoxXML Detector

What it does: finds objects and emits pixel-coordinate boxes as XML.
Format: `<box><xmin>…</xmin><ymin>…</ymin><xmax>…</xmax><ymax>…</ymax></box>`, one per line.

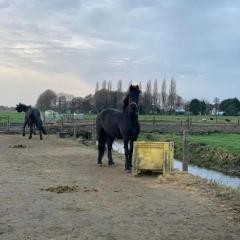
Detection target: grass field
<box><xmin>190</xmin><ymin>133</ymin><xmax>240</xmax><ymax>155</ymax></box>
<box><xmin>84</xmin><ymin>114</ymin><xmax>240</xmax><ymax>124</ymax></box>
<box><xmin>1</xmin><ymin>112</ymin><xmax>240</xmax><ymax>124</ymax></box>
<box><xmin>0</xmin><ymin>111</ymin><xmax>25</xmax><ymax>123</ymax></box>
<box><xmin>138</xmin><ymin>132</ymin><xmax>240</xmax><ymax>176</ymax></box>
<box><xmin>139</xmin><ymin>132</ymin><xmax>240</xmax><ymax>155</ymax></box>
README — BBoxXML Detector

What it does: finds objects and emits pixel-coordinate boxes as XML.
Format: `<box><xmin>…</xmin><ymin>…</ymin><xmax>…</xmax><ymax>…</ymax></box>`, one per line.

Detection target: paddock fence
<box><xmin>1</xmin><ymin>114</ymin><xmax>240</xmax><ymax>136</ymax></box>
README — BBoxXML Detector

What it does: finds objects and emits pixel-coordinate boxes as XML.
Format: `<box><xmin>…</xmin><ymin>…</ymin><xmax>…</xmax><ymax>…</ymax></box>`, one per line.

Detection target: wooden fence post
<box><xmin>73</xmin><ymin>118</ymin><xmax>77</xmax><ymax>138</ymax></box>
<box><xmin>61</xmin><ymin>116</ymin><xmax>64</xmax><ymax>132</ymax></box>
<box><xmin>7</xmin><ymin>115</ymin><xmax>10</xmax><ymax>131</ymax></box>
<box><xmin>182</xmin><ymin>129</ymin><xmax>189</xmax><ymax>172</ymax></box>
<box><xmin>92</xmin><ymin>122</ymin><xmax>96</xmax><ymax>143</ymax></box>
<box><xmin>187</xmin><ymin>115</ymin><xmax>190</xmax><ymax>129</ymax></box>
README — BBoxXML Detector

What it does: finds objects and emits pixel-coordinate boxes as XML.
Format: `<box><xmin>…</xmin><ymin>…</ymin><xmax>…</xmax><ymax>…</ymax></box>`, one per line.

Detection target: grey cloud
<box><xmin>0</xmin><ymin>0</ymin><xmax>240</xmax><ymax>104</ymax></box>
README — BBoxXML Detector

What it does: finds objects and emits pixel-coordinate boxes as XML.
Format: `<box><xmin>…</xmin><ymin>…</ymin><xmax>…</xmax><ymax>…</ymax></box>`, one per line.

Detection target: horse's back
<box><xmin>28</xmin><ymin>108</ymin><xmax>40</xmax><ymax>120</ymax></box>
<box><xmin>96</xmin><ymin>108</ymin><xmax>122</xmax><ymax>138</ymax></box>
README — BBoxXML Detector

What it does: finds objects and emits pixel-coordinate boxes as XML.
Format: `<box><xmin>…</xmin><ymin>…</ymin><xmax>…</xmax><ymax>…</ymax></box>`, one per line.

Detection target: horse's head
<box><xmin>123</xmin><ymin>85</ymin><xmax>141</xmax><ymax>114</ymax></box>
<box><xmin>15</xmin><ymin>103</ymin><xmax>29</xmax><ymax>112</ymax></box>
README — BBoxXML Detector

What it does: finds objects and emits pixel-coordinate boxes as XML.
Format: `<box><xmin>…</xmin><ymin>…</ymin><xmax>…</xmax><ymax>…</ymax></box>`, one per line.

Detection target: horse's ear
<box><xmin>129</xmin><ymin>85</ymin><xmax>134</xmax><ymax>91</ymax></box>
<box><xmin>135</xmin><ymin>85</ymin><xmax>141</xmax><ymax>94</ymax></box>
<box><xmin>123</xmin><ymin>94</ymin><xmax>129</xmax><ymax>109</ymax></box>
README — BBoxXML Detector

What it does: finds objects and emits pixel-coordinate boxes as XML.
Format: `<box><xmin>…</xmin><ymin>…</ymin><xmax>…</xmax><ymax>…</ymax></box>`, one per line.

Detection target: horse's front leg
<box><xmin>124</xmin><ymin>138</ymin><xmax>130</xmax><ymax>171</ymax></box>
<box><xmin>129</xmin><ymin>140</ymin><xmax>134</xmax><ymax>168</ymax></box>
<box><xmin>22</xmin><ymin>120</ymin><xmax>27</xmax><ymax>136</ymax></box>
<box><xmin>39</xmin><ymin>130</ymin><xmax>43</xmax><ymax>140</ymax></box>
<box><xmin>107</xmin><ymin>137</ymin><xmax>114</xmax><ymax>166</ymax></box>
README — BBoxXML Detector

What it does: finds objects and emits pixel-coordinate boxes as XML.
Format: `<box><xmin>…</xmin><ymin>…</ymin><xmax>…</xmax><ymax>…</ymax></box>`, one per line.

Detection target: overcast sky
<box><xmin>0</xmin><ymin>0</ymin><xmax>239</xmax><ymax>106</ymax></box>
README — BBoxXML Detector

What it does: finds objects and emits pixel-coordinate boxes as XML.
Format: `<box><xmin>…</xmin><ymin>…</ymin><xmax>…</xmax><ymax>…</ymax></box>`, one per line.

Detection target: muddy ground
<box><xmin>0</xmin><ymin>135</ymin><xmax>239</xmax><ymax>240</ymax></box>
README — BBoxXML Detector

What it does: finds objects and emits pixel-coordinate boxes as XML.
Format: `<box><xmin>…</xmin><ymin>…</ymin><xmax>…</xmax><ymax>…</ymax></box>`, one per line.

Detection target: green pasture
<box><xmin>84</xmin><ymin>114</ymin><xmax>240</xmax><ymax>124</ymax></box>
<box><xmin>139</xmin><ymin>114</ymin><xmax>240</xmax><ymax>123</ymax></box>
<box><xmin>138</xmin><ymin>132</ymin><xmax>240</xmax><ymax>176</ymax></box>
<box><xmin>139</xmin><ymin>132</ymin><xmax>240</xmax><ymax>155</ymax></box>
<box><xmin>1</xmin><ymin>111</ymin><xmax>240</xmax><ymax>124</ymax></box>
<box><xmin>0</xmin><ymin>111</ymin><xmax>25</xmax><ymax>123</ymax></box>
<box><xmin>190</xmin><ymin>133</ymin><xmax>240</xmax><ymax>155</ymax></box>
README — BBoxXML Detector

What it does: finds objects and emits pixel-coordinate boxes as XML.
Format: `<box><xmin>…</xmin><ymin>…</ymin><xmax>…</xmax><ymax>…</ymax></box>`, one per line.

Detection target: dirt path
<box><xmin>0</xmin><ymin>135</ymin><xmax>239</xmax><ymax>240</ymax></box>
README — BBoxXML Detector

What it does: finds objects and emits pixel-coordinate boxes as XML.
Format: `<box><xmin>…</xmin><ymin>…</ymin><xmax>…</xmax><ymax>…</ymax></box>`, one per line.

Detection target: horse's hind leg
<box><xmin>22</xmin><ymin>119</ymin><xmax>27</xmax><ymax>136</ymax></box>
<box><xmin>107</xmin><ymin>137</ymin><xmax>115</xmax><ymax>166</ymax></box>
<box><xmin>29</xmin><ymin>124</ymin><xmax>33</xmax><ymax>139</ymax></box>
<box><xmin>33</xmin><ymin>124</ymin><xmax>37</xmax><ymax>135</ymax></box>
<box><xmin>39</xmin><ymin>130</ymin><xmax>43</xmax><ymax>140</ymax></box>
<box><xmin>97</xmin><ymin>131</ymin><xmax>107</xmax><ymax>165</ymax></box>
<box><xmin>36</xmin><ymin>123</ymin><xmax>43</xmax><ymax>140</ymax></box>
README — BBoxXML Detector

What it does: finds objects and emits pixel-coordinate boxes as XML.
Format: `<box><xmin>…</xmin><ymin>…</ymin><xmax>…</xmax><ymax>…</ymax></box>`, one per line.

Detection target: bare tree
<box><xmin>176</xmin><ymin>95</ymin><xmax>183</xmax><ymax>108</ymax></box>
<box><xmin>161</xmin><ymin>78</ymin><xmax>167</xmax><ymax>114</ymax></box>
<box><xmin>95</xmin><ymin>81</ymin><xmax>99</xmax><ymax>93</ymax></box>
<box><xmin>36</xmin><ymin>89</ymin><xmax>57</xmax><ymax>112</ymax></box>
<box><xmin>128</xmin><ymin>80</ymin><xmax>133</xmax><ymax>88</ymax></box>
<box><xmin>57</xmin><ymin>92</ymin><xmax>74</xmax><ymax>102</ymax></box>
<box><xmin>153</xmin><ymin>79</ymin><xmax>159</xmax><ymax>111</ymax></box>
<box><xmin>168</xmin><ymin>77</ymin><xmax>177</xmax><ymax>114</ymax></box>
<box><xmin>116</xmin><ymin>80</ymin><xmax>123</xmax><ymax>109</ymax></box>
<box><xmin>213</xmin><ymin>97</ymin><xmax>220</xmax><ymax>115</ymax></box>
<box><xmin>143</xmin><ymin>80</ymin><xmax>152</xmax><ymax>114</ymax></box>
<box><xmin>106</xmin><ymin>80</ymin><xmax>112</xmax><ymax>107</ymax></box>
<box><xmin>102</xmin><ymin>80</ymin><xmax>107</xmax><ymax>90</ymax></box>
<box><xmin>57</xmin><ymin>95</ymin><xmax>67</xmax><ymax>114</ymax></box>
<box><xmin>107</xmin><ymin>80</ymin><xmax>112</xmax><ymax>92</ymax></box>
<box><xmin>213</xmin><ymin>97</ymin><xmax>220</xmax><ymax>123</ymax></box>
<box><xmin>36</xmin><ymin>89</ymin><xmax>57</xmax><ymax>122</ymax></box>
<box><xmin>117</xmin><ymin>80</ymin><xmax>122</xmax><ymax>93</ymax></box>
<box><xmin>138</xmin><ymin>81</ymin><xmax>142</xmax><ymax>91</ymax></box>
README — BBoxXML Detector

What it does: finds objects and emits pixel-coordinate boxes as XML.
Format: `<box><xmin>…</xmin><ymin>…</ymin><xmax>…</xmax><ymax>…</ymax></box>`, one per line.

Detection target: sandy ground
<box><xmin>0</xmin><ymin>134</ymin><xmax>239</xmax><ymax>240</ymax></box>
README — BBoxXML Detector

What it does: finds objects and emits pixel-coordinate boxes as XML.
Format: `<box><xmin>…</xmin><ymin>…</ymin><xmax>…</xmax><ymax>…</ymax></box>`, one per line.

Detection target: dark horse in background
<box><xmin>15</xmin><ymin>103</ymin><xmax>47</xmax><ymax>140</ymax></box>
<box><xmin>96</xmin><ymin>85</ymin><xmax>141</xmax><ymax>171</ymax></box>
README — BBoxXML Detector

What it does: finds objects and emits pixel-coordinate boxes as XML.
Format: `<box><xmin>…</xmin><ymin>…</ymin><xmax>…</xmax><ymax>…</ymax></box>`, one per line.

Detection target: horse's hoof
<box><xmin>108</xmin><ymin>163</ymin><xmax>116</xmax><ymax>167</ymax></box>
<box><xmin>97</xmin><ymin>163</ymin><xmax>103</xmax><ymax>167</ymax></box>
<box><xmin>125</xmin><ymin>169</ymin><xmax>132</xmax><ymax>173</ymax></box>
<box><xmin>22</xmin><ymin>133</ymin><xmax>25</xmax><ymax>136</ymax></box>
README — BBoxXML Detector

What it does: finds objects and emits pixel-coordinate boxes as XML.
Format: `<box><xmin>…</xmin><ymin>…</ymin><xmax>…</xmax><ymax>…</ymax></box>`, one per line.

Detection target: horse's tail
<box><xmin>36</xmin><ymin>119</ymin><xmax>47</xmax><ymax>135</ymax></box>
<box><xmin>41</xmin><ymin>124</ymin><xmax>47</xmax><ymax>135</ymax></box>
<box><xmin>96</xmin><ymin>116</ymin><xmax>107</xmax><ymax>153</ymax></box>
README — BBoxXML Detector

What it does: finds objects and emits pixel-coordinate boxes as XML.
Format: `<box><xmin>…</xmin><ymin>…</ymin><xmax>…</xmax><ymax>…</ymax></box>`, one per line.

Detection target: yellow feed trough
<box><xmin>132</xmin><ymin>141</ymin><xmax>174</xmax><ymax>176</ymax></box>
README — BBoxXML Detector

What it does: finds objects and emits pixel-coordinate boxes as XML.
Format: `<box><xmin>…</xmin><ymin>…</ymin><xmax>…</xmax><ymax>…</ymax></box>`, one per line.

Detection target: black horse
<box><xmin>96</xmin><ymin>85</ymin><xmax>141</xmax><ymax>171</ymax></box>
<box><xmin>15</xmin><ymin>103</ymin><xmax>47</xmax><ymax>140</ymax></box>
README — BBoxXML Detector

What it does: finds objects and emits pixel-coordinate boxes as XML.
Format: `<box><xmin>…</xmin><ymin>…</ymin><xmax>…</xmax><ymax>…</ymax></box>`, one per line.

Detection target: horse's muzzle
<box><xmin>130</xmin><ymin>102</ymin><xmax>138</xmax><ymax>113</ymax></box>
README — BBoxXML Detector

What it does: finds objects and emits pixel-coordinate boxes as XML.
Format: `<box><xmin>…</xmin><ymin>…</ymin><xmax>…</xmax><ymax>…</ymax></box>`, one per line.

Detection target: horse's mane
<box><xmin>16</xmin><ymin>103</ymin><xmax>31</xmax><ymax>112</ymax></box>
<box><xmin>123</xmin><ymin>94</ymin><xmax>129</xmax><ymax>110</ymax></box>
<box><xmin>122</xmin><ymin>85</ymin><xmax>141</xmax><ymax>110</ymax></box>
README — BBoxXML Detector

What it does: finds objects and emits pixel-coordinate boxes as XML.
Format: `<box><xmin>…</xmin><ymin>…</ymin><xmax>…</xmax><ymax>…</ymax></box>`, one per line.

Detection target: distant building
<box><xmin>175</xmin><ymin>106</ymin><xmax>185</xmax><ymax>115</ymax></box>
<box><xmin>211</xmin><ymin>109</ymin><xmax>224</xmax><ymax>115</ymax></box>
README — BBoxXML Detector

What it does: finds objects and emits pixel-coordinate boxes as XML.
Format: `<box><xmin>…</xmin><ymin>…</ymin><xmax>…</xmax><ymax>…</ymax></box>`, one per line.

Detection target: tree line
<box><xmin>35</xmin><ymin>80</ymin><xmax>240</xmax><ymax>116</ymax></box>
